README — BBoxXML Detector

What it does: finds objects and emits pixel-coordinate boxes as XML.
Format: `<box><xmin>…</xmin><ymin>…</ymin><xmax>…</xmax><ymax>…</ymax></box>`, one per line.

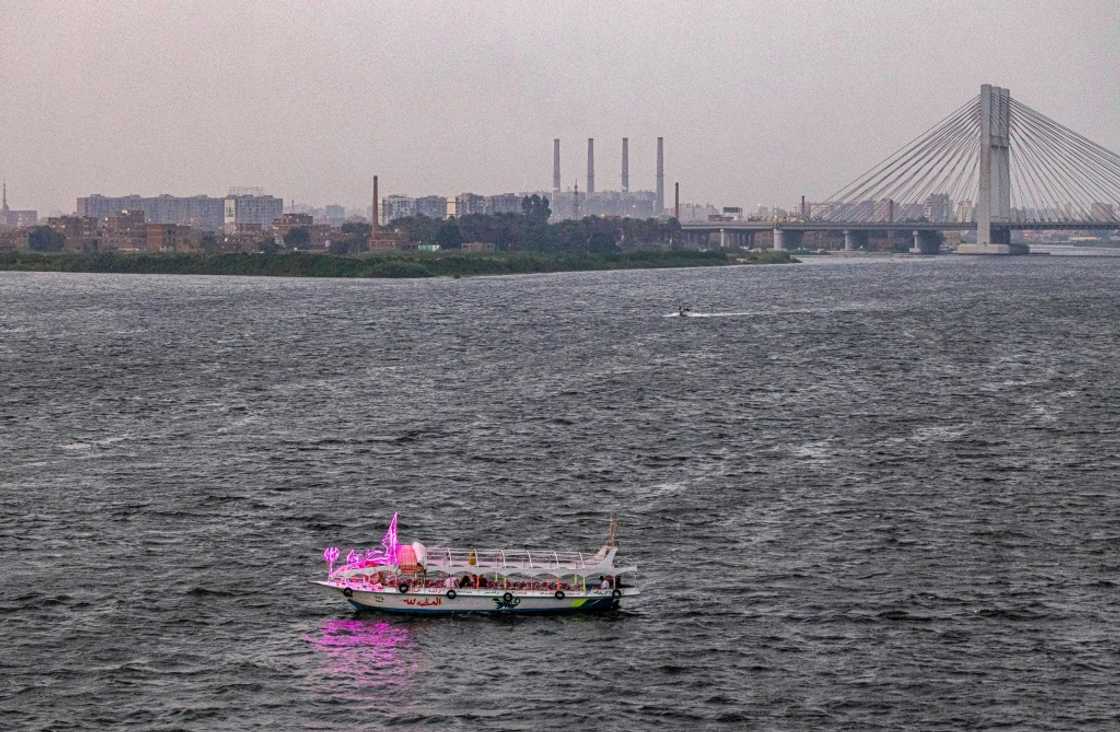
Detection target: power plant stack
<box><xmin>621</xmin><ymin>137</ymin><xmax>629</xmax><ymax>192</ymax></box>
<box><xmin>543</xmin><ymin>137</ymin><xmax>660</xmax><ymax>220</ymax></box>
<box><xmin>371</xmin><ymin>176</ymin><xmax>379</xmax><ymax>234</ymax></box>
<box><xmin>656</xmin><ymin>137</ymin><xmax>665</xmax><ymax>215</ymax></box>
<box><xmin>586</xmin><ymin>138</ymin><xmax>595</xmax><ymax>194</ymax></box>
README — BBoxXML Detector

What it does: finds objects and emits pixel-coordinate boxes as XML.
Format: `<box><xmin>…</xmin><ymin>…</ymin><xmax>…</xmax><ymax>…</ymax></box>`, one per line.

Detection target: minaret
<box><xmin>1</xmin><ymin>180</ymin><xmax>8</xmax><ymax>225</ymax></box>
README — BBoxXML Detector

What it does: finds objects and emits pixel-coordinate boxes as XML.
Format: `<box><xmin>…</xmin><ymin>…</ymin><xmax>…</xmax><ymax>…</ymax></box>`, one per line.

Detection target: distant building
<box><xmin>47</xmin><ymin>216</ymin><xmax>101</xmax><ymax>252</ymax></box>
<box><xmin>455</xmin><ymin>193</ymin><xmax>486</xmax><ymax>217</ymax></box>
<box><xmin>224</xmin><ymin>194</ymin><xmax>284</xmax><ymax>231</ymax></box>
<box><xmin>79</xmin><ymin>194</ymin><xmax>221</xmax><ymax>230</ymax></box>
<box><xmin>462</xmin><ymin>241</ymin><xmax>496</xmax><ymax>253</ymax></box>
<box><xmin>383</xmin><ymin>195</ymin><xmax>415</xmax><ymax>223</ymax></box>
<box><xmin>1091</xmin><ymin>202</ymin><xmax>1117</xmax><ymax>222</ymax></box>
<box><xmin>103</xmin><ymin>210</ymin><xmax>147</xmax><ymax>251</ymax></box>
<box><xmin>146</xmin><ymin>223</ymin><xmax>201</xmax><ymax>253</ymax></box>
<box><xmin>924</xmin><ymin>193</ymin><xmax>953</xmax><ymax>223</ymax></box>
<box><xmin>487</xmin><ymin>194</ymin><xmax>522</xmax><ymax>215</ymax></box>
<box><xmin>0</xmin><ymin>229</ymin><xmax>26</xmax><ymax>251</ymax></box>
<box><xmin>273</xmin><ymin>212</ymin><xmax>313</xmax><ymax>247</ymax></box>
<box><xmin>78</xmin><ymin>192</ymin><xmax>280</xmax><ymax>231</ymax></box>
<box><xmin>545</xmin><ymin>189</ymin><xmax>656</xmax><ymax>220</ymax></box>
<box><xmin>415</xmin><ymin>195</ymin><xmax>447</xmax><ymax>219</ymax></box>
<box><xmin>956</xmin><ymin>200</ymin><xmax>975</xmax><ymax>222</ymax></box>
<box><xmin>323</xmin><ymin>205</ymin><xmax>347</xmax><ymax>226</ymax></box>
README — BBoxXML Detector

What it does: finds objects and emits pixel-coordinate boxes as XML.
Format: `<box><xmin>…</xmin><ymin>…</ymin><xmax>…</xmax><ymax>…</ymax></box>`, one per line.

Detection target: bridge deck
<box><xmin>680</xmin><ymin>221</ymin><xmax>1120</xmax><ymax>233</ymax></box>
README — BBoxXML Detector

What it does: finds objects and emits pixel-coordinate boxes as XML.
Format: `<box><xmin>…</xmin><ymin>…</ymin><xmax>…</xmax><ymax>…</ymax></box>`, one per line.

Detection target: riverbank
<box><xmin>0</xmin><ymin>249</ymin><xmax>796</xmax><ymax>278</ymax></box>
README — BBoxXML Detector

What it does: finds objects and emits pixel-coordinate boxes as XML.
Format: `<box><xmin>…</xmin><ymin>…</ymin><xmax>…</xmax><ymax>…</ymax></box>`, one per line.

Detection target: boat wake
<box><xmin>663</xmin><ymin>310</ymin><xmax>757</xmax><ymax>319</ymax></box>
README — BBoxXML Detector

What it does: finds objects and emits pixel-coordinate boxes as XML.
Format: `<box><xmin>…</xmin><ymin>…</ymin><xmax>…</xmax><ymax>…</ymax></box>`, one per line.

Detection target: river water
<box><xmin>2</xmin><ymin>257</ymin><xmax>1119</xmax><ymax>730</ymax></box>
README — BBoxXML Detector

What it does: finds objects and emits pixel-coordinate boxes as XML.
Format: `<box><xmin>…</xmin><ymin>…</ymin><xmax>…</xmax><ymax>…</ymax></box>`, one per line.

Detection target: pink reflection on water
<box><xmin>307</xmin><ymin>616</ymin><xmax>418</xmax><ymax>689</ymax></box>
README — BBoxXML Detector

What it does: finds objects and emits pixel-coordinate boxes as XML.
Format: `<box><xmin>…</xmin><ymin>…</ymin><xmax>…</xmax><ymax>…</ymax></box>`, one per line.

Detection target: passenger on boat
<box><xmin>443</xmin><ymin>575</ymin><xmax>457</xmax><ymax>591</ymax></box>
<box><xmin>459</xmin><ymin>575</ymin><xmax>472</xmax><ymax>589</ymax></box>
<box><xmin>598</xmin><ymin>576</ymin><xmax>610</xmax><ymax>591</ymax></box>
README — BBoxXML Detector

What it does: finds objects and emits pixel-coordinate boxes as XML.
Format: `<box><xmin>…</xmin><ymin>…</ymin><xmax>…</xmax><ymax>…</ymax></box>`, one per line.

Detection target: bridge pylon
<box><xmin>959</xmin><ymin>84</ymin><xmax>1027</xmax><ymax>254</ymax></box>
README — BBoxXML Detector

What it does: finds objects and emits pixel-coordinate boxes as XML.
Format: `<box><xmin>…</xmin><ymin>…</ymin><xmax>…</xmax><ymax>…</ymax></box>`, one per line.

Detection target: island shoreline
<box><xmin>0</xmin><ymin>250</ymin><xmax>797</xmax><ymax>279</ymax></box>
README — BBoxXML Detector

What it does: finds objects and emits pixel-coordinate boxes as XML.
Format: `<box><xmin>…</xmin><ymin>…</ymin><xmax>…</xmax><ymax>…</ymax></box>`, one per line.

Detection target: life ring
<box><xmin>502</xmin><ymin>592</ymin><xmax>513</xmax><ymax>603</ymax></box>
<box><xmin>554</xmin><ymin>590</ymin><xmax>565</xmax><ymax>600</ymax></box>
<box><xmin>611</xmin><ymin>598</ymin><xmax>620</xmax><ymax>609</ymax></box>
<box><xmin>612</xmin><ymin>589</ymin><xmax>622</xmax><ymax>600</ymax></box>
<box><xmin>342</xmin><ymin>587</ymin><xmax>353</xmax><ymax>598</ymax></box>
<box><xmin>398</xmin><ymin>582</ymin><xmax>410</xmax><ymax>594</ymax></box>
<box><xmin>446</xmin><ymin>589</ymin><xmax>457</xmax><ymax>600</ymax></box>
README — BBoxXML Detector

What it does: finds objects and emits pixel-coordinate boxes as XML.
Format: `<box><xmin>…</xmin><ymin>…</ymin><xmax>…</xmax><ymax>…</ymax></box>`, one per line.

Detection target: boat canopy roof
<box><xmin>333</xmin><ymin>545</ymin><xmax>634</xmax><ymax>579</ymax></box>
<box><xmin>423</xmin><ymin>546</ymin><xmax>630</xmax><ymax>577</ymax></box>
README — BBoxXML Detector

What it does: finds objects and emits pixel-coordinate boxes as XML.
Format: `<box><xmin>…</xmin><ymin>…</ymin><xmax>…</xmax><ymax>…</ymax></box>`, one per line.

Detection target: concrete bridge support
<box><xmin>719</xmin><ymin>230</ymin><xmax>751</xmax><ymax>249</ymax></box>
<box><xmin>910</xmin><ymin>230</ymin><xmax>941</xmax><ymax>255</ymax></box>
<box><xmin>843</xmin><ymin>230</ymin><xmax>867</xmax><ymax>251</ymax></box>
<box><xmin>772</xmin><ymin>228</ymin><xmax>802</xmax><ymax>251</ymax></box>
<box><xmin>960</xmin><ymin>84</ymin><xmax>1028</xmax><ymax>255</ymax></box>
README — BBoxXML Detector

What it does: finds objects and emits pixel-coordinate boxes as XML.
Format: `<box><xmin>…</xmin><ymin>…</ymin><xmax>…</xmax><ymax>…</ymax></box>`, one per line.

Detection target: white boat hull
<box><xmin>313</xmin><ymin>581</ymin><xmax>637</xmax><ymax>615</ymax></box>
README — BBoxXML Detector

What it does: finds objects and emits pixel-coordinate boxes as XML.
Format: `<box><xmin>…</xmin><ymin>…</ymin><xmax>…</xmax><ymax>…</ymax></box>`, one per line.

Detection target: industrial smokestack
<box><xmin>371</xmin><ymin>175</ymin><xmax>379</xmax><ymax>236</ymax></box>
<box><xmin>674</xmin><ymin>181</ymin><xmax>680</xmax><ymax>221</ymax></box>
<box><xmin>656</xmin><ymin>137</ymin><xmax>665</xmax><ymax>214</ymax></box>
<box><xmin>621</xmin><ymin>137</ymin><xmax>629</xmax><ymax>192</ymax></box>
<box><xmin>552</xmin><ymin>138</ymin><xmax>561</xmax><ymax>193</ymax></box>
<box><xmin>587</xmin><ymin>138</ymin><xmax>595</xmax><ymax>194</ymax></box>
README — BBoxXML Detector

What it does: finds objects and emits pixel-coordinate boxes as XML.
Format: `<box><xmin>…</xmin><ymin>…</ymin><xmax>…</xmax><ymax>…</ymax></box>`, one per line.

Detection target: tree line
<box><xmin>382</xmin><ymin>195</ymin><xmax>682</xmax><ymax>254</ymax></box>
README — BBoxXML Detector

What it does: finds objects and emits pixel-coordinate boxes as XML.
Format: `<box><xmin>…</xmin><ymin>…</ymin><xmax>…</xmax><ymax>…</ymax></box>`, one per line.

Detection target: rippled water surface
<box><xmin>3</xmin><ymin>258</ymin><xmax>1120</xmax><ymax>730</ymax></box>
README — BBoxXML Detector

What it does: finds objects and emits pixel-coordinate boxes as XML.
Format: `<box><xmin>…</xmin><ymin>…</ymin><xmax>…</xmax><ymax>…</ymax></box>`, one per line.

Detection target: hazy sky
<box><xmin>2</xmin><ymin>0</ymin><xmax>1118</xmax><ymax>215</ymax></box>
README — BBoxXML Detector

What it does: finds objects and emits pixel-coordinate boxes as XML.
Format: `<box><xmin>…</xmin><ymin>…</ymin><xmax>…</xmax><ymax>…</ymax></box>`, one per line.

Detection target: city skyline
<box><xmin>2</xmin><ymin>1</ymin><xmax>1119</xmax><ymax>215</ymax></box>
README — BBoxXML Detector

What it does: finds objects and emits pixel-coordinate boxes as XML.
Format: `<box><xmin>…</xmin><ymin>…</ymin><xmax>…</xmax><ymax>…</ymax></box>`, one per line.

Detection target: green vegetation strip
<box><xmin>0</xmin><ymin>249</ymin><xmax>795</xmax><ymax>278</ymax></box>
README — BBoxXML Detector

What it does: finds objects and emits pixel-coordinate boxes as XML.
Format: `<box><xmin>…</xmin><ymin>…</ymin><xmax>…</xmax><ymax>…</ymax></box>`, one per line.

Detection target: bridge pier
<box><xmin>910</xmin><ymin>230</ymin><xmax>941</xmax><ymax>255</ymax></box>
<box><xmin>843</xmin><ymin>229</ymin><xmax>867</xmax><ymax>251</ymax></box>
<box><xmin>772</xmin><ymin>228</ymin><xmax>802</xmax><ymax>251</ymax></box>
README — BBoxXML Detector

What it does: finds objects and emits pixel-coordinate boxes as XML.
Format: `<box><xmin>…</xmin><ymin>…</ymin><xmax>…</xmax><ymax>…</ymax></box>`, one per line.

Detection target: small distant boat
<box><xmin>314</xmin><ymin>514</ymin><xmax>639</xmax><ymax>615</ymax></box>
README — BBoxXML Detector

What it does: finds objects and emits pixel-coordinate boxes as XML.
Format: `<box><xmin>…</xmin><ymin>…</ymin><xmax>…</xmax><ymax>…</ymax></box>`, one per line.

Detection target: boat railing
<box><xmin>427</xmin><ymin>546</ymin><xmax>596</xmax><ymax>571</ymax></box>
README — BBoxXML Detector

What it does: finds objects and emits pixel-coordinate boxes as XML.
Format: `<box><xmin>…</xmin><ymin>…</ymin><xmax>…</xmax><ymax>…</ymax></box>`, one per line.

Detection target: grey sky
<box><xmin>2</xmin><ymin>0</ymin><xmax>1118</xmax><ymax>215</ymax></box>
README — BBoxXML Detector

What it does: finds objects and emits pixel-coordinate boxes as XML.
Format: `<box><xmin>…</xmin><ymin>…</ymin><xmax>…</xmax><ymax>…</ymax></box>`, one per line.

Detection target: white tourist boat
<box><xmin>314</xmin><ymin>514</ymin><xmax>639</xmax><ymax>615</ymax></box>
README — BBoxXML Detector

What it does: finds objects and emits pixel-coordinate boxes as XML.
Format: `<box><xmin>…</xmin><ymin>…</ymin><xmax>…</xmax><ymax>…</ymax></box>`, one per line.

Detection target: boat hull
<box><xmin>313</xmin><ymin>582</ymin><xmax>636</xmax><ymax>615</ymax></box>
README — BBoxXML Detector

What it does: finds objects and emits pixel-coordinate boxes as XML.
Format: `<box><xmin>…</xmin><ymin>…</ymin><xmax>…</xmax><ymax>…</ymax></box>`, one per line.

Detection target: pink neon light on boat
<box><xmin>322</xmin><ymin>513</ymin><xmax>401</xmax><ymax>576</ymax></box>
<box><xmin>323</xmin><ymin>546</ymin><xmax>340</xmax><ymax>575</ymax></box>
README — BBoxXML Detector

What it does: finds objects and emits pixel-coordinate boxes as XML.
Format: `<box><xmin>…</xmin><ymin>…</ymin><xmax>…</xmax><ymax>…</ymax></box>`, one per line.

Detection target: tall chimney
<box><xmin>674</xmin><ymin>181</ymin><xmax>680</xmax><ymax>221</ymax></box>
<box><xmin>586</xmin><ymin>138</ymin><xmax>595</xmax><ymax>194</ymax></box>
<box><xmin>552</xmin><ymin>138</ymin><xmax>561</xmax><ymax>193</ymax></box>
<box><xmin>371</xmin><ymin>176</ymin><xmax>379</xmax><ymax>237</ymax></box>
<box><xmin>656</xmin><ymin>137</ymin><xmax>665</xmax><ymax>214</ymax></box>
<box><xmin>621</xmin><ymin>137</ymin><xmax>629</xmax><ymax>192</ymax></box>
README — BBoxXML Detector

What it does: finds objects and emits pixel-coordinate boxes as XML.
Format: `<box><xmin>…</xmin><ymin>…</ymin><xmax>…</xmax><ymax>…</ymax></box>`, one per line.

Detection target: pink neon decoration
<box><xmin>320</xmin><ymin>513</ymin><xmax>402</xmax><ymax>579</ymax></box>
<box><xmin>323</xmin><ymin>546</ymin><xmax>340</xmax><ymax>575</ymax></box>
<box><xmin>360</xmin><ymin>512</ymin><xmax>401</xmax><ymax>566</ymax></box>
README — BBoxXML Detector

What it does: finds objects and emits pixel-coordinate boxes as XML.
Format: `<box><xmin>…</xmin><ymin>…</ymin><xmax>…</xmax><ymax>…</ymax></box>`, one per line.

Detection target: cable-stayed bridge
<box><xmin>681</xmin><ymin>84</ymin><xmax>1120</xmax><ymax>254</ymax></box>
